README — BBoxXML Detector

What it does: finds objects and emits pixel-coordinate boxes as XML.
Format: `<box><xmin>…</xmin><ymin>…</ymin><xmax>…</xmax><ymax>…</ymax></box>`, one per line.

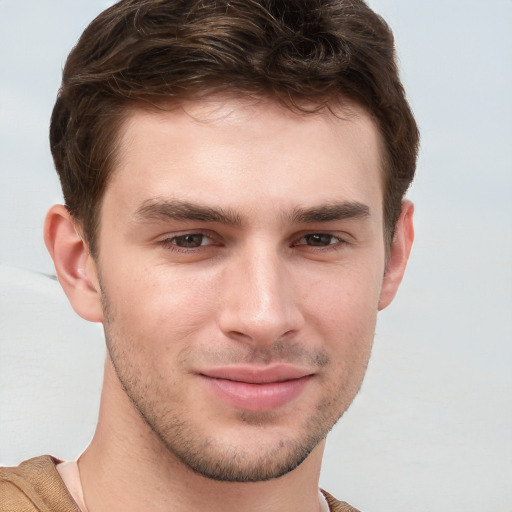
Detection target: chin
<box><xmin>168</xmin><ymin>432</ymin><xmax>321</xmax><ymax>482</ymax></box>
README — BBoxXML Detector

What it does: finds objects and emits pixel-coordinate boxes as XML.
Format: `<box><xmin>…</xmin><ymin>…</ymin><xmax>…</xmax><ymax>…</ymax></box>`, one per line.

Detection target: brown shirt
<box><xmin>0</xmin><ymin>456</ymin><xmax>360</xmax><ymax>512</ymax></box>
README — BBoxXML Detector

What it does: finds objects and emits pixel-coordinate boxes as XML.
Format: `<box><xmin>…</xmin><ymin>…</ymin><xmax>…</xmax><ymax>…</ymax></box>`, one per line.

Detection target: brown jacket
<box><xmin>0</xmin><ymin>456</ymin><xmax>360</xmax><ymax>512</ymax></box>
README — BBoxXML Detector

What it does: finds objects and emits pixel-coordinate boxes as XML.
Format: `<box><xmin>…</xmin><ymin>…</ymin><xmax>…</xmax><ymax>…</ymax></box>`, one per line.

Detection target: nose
<box><xmin>217</xmin><ymin>246</ymin><xmax>304</xmax><ymax>346</ymax></box>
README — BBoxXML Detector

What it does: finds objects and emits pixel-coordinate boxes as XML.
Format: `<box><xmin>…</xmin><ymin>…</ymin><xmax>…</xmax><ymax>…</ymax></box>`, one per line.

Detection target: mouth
<box><xmin>198</xmin><ymin>365</ymin><xmax>314</xmax><ymax>412</ymax></box>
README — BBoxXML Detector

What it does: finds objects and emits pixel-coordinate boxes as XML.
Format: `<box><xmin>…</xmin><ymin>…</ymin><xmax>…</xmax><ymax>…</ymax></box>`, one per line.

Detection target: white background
<box><xmin>1</xmin><ymin>1</ymin><xmax>511</xmax><ymax>511</ymax></box>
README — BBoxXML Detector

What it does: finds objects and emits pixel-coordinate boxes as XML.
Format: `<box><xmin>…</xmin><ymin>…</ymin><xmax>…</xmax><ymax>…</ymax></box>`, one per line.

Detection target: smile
<box><xmin>198</xmin><ymin>365</ymin><xmax>313</xmax><ymax>412</ymax></box>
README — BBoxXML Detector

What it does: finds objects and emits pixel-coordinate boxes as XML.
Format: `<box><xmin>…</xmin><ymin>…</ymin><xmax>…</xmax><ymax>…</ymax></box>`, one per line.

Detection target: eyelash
<box><xmin>158</xmin><ymin>231</ymin><xmax>349</xmax><ymax>253</ymax></box>
<box><xmin>294</xmin><ymin>233</ymin><xmax>347</xmax><ymax>249</ymax></box>
<box><xmin>159</xmin><ymin>232</ymin><xmax>217</xmax><ymax>252</ymax></box>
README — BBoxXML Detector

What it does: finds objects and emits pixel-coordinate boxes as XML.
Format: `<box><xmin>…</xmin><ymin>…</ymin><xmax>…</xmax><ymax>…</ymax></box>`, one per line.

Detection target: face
<box><xmin>93</xmin><ymin>97</ymin><xmax>390</xmax><ymax>481</ymax></box>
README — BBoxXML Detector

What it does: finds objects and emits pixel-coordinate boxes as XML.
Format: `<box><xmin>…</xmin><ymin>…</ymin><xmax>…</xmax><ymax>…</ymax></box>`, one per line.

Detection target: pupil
<box><xmin>177</xmin><ymin>234</ymin><xmax>202</xmax><ymax>247</ymax></box>
<box><xmin>307</xmin><ymin>234</ymin><xmax>331</xmax><ymax>246</ymax></box>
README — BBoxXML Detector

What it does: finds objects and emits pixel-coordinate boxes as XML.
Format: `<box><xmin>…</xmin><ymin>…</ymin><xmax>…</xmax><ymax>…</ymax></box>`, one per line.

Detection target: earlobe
<box><xmin>378</xmin><ymin>200</ymin><xmax>414</xmax><ymax>311</ymax></box>
<box><xmin>44</xmin><ymin>205</ymin><xmax>103</xmax><ymax>322</ymax></box>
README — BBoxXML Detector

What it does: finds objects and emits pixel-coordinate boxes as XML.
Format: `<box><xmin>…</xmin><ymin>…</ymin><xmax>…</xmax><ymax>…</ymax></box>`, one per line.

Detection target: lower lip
<box><xmin>201</xmin><ymin>375</ymin><xmax>311</xmax><ymax>412</ymax></box>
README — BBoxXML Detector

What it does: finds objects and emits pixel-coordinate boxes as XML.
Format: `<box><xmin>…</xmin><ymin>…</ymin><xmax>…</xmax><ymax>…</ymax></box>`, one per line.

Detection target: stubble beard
<box><xmin>101</xmin><ymin>290</ymin><xmax>369</xmax><ymax>483</ymax></box>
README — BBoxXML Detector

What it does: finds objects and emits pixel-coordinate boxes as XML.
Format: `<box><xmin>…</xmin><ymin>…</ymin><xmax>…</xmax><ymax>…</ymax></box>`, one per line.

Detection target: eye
<box><xmin>297</xmin><ymin>233</ymin><xmax>342</xmax><ymax>247</ymax></box>
<box><xmin>162</xmin><ymin>233</ymin><xmax>213</xmax><ymax>249</ymax></box>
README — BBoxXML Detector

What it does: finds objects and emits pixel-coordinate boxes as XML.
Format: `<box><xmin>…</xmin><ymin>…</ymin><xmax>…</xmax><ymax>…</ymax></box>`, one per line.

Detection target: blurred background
<box><xmin>1</xmin><ymin>1</ymin><xmax>511</xmax><ymax>511</ymax></box>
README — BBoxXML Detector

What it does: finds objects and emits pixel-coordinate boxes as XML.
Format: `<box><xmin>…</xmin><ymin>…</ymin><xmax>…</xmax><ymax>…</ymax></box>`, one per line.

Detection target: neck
<box><xmin>78</xmin><ymin>361</ymin><xmax>326</xmax><ymax>512</ymax></box>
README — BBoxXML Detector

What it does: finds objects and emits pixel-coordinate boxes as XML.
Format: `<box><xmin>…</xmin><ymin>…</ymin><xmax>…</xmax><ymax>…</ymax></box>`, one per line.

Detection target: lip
<box><xmin>198</xmin><ymin>365</ymin><xmax>313</xmax><ymax>412</ymax></box>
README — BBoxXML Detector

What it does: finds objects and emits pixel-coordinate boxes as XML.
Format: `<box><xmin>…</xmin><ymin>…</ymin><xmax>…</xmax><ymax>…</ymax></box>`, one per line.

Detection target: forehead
<box><xmin>105</xmin><ymin>96</ymin><xmax>384</xmax><ymax>221</ymax></box>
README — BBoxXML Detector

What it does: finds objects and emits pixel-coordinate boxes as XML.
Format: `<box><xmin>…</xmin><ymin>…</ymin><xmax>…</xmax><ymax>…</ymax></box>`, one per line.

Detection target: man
<box><xmin>0</xmin><ymin>0</ymin><xmax>418</xmax><ymax>511</ymax></box>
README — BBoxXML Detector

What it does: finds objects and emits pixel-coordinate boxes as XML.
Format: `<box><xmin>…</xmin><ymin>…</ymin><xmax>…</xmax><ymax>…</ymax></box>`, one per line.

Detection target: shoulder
<box><xmin>321</xmin><ymin>489</ymin><xmax>363</xmax><ymax>512</ymax></box>
<box><xmin>0</xmin><ymin>456</ymin><xmax>79</xmax><ymax>512</ymax></box>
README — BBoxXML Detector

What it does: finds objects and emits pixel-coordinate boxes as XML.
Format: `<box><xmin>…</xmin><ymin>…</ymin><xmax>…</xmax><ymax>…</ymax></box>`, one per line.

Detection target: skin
<box><xmin>45</xmin><ymin>96</ymin><xmax>414</xmax><ymax>512</ymax></box>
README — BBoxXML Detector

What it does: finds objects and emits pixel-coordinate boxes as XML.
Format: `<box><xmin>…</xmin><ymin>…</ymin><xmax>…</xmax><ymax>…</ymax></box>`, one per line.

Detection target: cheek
<box><xmin>301</xmin><ymin>265</ymin><xmax>382</xmax><ymax>390</ymax></box>
<box><xmin>103</xmin><ymin>262</ymin><xmax>219</xmax><ymax>349</ymax></box>
<box><xmin>303</xmin><ymin>262</ymin><xmax>383</xmax><ymax>332</ymax></box>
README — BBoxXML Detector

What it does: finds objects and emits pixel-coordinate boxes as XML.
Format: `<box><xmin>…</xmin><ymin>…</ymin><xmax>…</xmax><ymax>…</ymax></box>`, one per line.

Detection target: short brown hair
<box><xmin>50</xmin><ymin>0</ymin><xmax>419</xmax><ymax>256</ymax></box>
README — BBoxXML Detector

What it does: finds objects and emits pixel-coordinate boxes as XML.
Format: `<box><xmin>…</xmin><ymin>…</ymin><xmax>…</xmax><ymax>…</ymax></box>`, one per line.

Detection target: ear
<box><xmin>378</xmin><ymin>200</ymin><xmax>414</xmax><ymax>311</ymax></box>
<box><xmin>44</xmin><ymin>204</ymin><xmax>103</xmax><ymax>322</ymax></box>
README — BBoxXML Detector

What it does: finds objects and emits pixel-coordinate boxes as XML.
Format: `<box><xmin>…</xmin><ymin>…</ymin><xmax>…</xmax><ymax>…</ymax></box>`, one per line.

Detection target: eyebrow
<box><xmin>134</xmin><ymin>199</ymin><xmax>242</xmax><ymax>225</ymax></box>
<box><xmin>288</xmin><ymin>202</ymin><xmax>371</xmax><ymax>224</ymax></box>
<box><xmin>133</xmin><ymin>198</ymin><xmax>370</xmax><ymax>226</ymax></box>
